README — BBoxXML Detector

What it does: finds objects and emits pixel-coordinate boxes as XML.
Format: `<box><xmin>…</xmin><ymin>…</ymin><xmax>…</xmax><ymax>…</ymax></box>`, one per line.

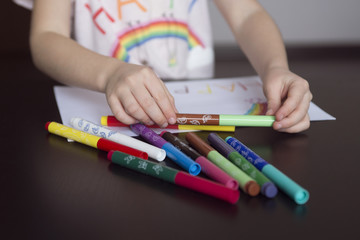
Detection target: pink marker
<box><xmin>160</xmin><ymin>131</ymin><xmax>239</xmax><ymax>190</ymax></box>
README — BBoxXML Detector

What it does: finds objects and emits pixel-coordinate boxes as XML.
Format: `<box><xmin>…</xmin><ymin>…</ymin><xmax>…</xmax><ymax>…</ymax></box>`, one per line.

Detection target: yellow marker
<box><xmin>45</xmin><ymin>121</ymin><xmax>148</xmax><ymax>159</ymax></box>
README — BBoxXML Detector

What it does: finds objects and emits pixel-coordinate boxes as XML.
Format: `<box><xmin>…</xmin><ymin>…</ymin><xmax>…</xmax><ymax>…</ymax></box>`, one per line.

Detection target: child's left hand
<box><xmin>262</xmin><ymin>67</ymin><xmax>313</xmax><ymax>133</ymax></box>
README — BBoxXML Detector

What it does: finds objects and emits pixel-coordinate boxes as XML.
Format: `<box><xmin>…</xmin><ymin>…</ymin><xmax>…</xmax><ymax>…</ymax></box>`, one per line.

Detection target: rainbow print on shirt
<box><xmin>111</xmin><ymin>20</ymin><xmax>205</xmax><ymax>62</ymax></box>
<box><xmin>245</xmin><ymin>102</ymin><xmax>268</xmax><ymax>115</ymax></box>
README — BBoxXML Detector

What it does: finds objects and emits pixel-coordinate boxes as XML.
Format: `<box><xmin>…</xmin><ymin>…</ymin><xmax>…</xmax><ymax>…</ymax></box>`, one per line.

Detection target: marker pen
<box><xmin>226</xmin><ymin>136</ymin><xmax>309</xmax><ymax>204</ymax></box>
<box><xmin>101</xmin><ymin>116</ymin><xmax>235</xmax><ymax>132</ymax></box>
<box><xmin>70</xmin><ymin>117</ymin><xmax>166</xmax><ymax>161</ymax></box>
<box><xmin>185</xmin><ymin>132</ymin><xmax>260</xmax><ymax>197</ymax></box>
<box><xmin>130</xmin><ymin>123</ymin><xmax>201</xmax><ymax>176</ymax></box>
<box><xmin>176</xmin><ymin>113</ymin><xmax>275</xmax><ymax>127</ymax></box>
<box><xmin>45</xmin><ymin>122</ymin><xmax>148</xmax><ymax>159</ymax></box>
<box><xmin>160</xmin><ymin>131</ymin><xmax>239</xmax><ymax>190</ymax></box>
<box><xmin>208</xmin><ymin>133</ymin><xmax>277</xmax><ymax>198</ymax></box>
<box><xmin>108</xmin><ymin>151</ymin><xmax>240</xmax><ymax>204</ymax></box>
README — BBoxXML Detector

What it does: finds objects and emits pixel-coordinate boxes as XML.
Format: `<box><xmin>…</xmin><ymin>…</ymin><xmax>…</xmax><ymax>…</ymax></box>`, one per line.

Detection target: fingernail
<box><xmin>147</xmin><ymin>121</ymin><xmax>155</xmax><ymax>126</ymax></box>
<box><xmin>275</xmin><ymin>123</ymin><xmax>282</xmax><ymax>129</ymax></box>
<box><xmin>161</xmin><ymin>122</ymin><xmax>168</xmax><ymax>128</ymax></box>
<box><xmin>168</xmin><ymin>117</ymin><xmax>176</xmax><ymax>125</ymax></box>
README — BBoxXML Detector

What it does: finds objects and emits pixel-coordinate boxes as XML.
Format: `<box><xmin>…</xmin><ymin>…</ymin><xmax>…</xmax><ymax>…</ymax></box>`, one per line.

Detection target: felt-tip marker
<box><xmin>160</xmin><ymin>131</ymin><xmax>239</xmax><ymax>190</ymax></box>
<box><xmin>208</xmin><ymin>133</ymin><xmax>277</xmax><ymax>198</ymax></box>
<box><xmin>108</xmin><ymin>150</ymin><xmax>240</xmax><ymax>204</ymax></box>
<box><xmin>176</xmin><ymin>113</ymin><xmax>275</xmax><ymax>127</ymax></box>
<box><xmin>226</xmin><ymin>136</ymin><xmax>309</xmax><ymax>204</ymax></box>
<box><xmin>101</xmin><ymin>116</ymin><xmax>235</xmax><ymax>132</ymax></box>
<box><xmin>70</xmin><ymin>117</ymin><xmax>166</xmax><ymax>161</ymax></box>
<box><xmin>185</xmin><ymin>132</ymin><xmax>260</xmax><ymax>196</ymax></box>
<box><xmin>45</xmin><ymin>121</ymin><xmax>148</xmax><ymax>159</ymax></box>
<box><xmin>130</xmin><ymin>123</ymin><xmax>201</xmax><ymax>176</ymax></box>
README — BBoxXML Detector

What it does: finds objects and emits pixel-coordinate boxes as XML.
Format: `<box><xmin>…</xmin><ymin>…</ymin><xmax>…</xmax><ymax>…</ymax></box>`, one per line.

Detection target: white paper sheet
<box><xmin>54</xmin><ymin>76</ymin><xmax>335</xmax><ymax>136</ymax></box>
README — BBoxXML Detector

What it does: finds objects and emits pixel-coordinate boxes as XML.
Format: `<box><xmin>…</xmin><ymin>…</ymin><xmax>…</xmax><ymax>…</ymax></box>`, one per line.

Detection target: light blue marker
<box><xmin>225</xmin><ymin>136</ymin><xmax>309</xmax><ymax>205</ymax></box>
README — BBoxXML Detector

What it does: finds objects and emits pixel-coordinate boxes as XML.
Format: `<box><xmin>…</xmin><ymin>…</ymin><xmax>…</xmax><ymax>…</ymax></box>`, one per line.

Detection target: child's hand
<box><xmin>105</xmin><ymin>62</ymin><xmax>177</xmax><ymax>128</ymax></box>
<box><xmin>263</xmin><ymin>67</ymin><xmax>313</xmax><ymax>133</ymax></box>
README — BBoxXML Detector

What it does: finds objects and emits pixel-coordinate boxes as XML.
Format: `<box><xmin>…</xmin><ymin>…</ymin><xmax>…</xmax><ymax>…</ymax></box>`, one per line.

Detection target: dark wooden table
<box><xmin>1</xmin><ymin>48</ymin><xmax>360</xmax><ymax>240</ymax></box>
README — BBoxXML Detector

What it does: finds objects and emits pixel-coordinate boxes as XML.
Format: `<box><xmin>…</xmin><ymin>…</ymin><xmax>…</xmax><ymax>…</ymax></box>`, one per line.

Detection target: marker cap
<box><xmin>101</xmin><ymin>116</ymin><xmax>108</xmax><ymax>126</ymax></box>
<box><xmin>261</xmin><ymin>182</ymin><xmax>278</xmax><ymax>198</ymax></box>
<box><xmin>162</xmin><ymin>142</ymin><xmax>201</xmax><ymax>176</ymax></box>
<box><xmin>262</xmin><ymin>164</ymin><xmax>309</xmax><ymax>204</ymax></box>
<box><xmin>245</xmin><ymin>181</ymin><xmax>260</xmax><ymax>197</ymax></box>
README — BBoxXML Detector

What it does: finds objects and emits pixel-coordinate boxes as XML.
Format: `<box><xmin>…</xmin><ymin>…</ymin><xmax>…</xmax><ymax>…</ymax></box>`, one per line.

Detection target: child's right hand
<box><xmin>104</xmin><ymin>62</ymin><xmax>178</xmax><ymax>128</ymax></box>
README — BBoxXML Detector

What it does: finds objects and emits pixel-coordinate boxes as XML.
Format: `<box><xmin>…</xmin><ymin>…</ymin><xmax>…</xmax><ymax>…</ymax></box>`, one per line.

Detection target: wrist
<box><xmin>260</xmin><ymin>62</ymin><xmax>289</xmax><ymax>82</ymax></box>
<box><xmin>95</xmin><ymin>57</ymin><xmax>124</xmax><ymax>93</ymax></box>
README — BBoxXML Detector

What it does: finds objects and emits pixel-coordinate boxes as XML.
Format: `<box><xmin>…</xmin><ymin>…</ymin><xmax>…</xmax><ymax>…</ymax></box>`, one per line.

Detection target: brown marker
<box><xmin>185</xmin><ymin>132</ymin><xmax>260</xmax><ymax>197</ymax></box>
<box><xmin>176</xmin><ymin>113</ymin><xmax>220</xmax><ymax>125</ymax></box>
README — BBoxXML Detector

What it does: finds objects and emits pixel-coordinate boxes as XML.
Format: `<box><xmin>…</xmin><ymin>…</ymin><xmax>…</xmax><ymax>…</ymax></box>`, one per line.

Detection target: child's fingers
<box><xmin>160</xmin><ymin>80</ymin><xmax>178</xmax><ymax>113</ymax></box>
<box><xmin>117</xmin><ymin>87</ymin><xmax>158</xmax><ymax>126</ymax></box>
<box><xmin>143</xmin><ymin>79</ymin><xmax>177</xmax><ymax>125</ymax></box>
<box><xmin>265</xmin><ymin>93</ymin><xmax>282</xmax><ymax>116</ymax></box>
<box><xmin>131</xmin><ymin>84</ymin><xmax>170</xmax><ymax>128</ymax></box>
<box><xmin>274</xmin><ymin>81</ymin><xmax>311</xmax><ymax>121</ymax></box>
<box><xmin>275</xmin><ymin>113</ymin><xmax>310</xmax><ymax>133</ymax></box>
<box><xmin>273</xmin><ymin>94</ymin><xmax>311</xmax><ymax>130</ymax></box>
<box><xmin>263</xmin><ymin>82</ymin><xmax>282</xmax><ymax>116</ymax></box>
<box><xmin>106</xmin><ymin>94</ymin><xmax>138</xmax><ymax>125</ymax></box>
<box><xmin>274</xmin><ymin>96</ymin><xmax>310</xmax><ymax>129</ymax></box>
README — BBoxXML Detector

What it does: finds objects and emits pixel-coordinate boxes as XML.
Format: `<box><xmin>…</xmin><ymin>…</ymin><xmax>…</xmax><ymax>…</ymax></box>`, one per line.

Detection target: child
<box><xmin>14</xmin><ymin>0</ymin><xmax>312</xmax><ymax>133</ymax></box>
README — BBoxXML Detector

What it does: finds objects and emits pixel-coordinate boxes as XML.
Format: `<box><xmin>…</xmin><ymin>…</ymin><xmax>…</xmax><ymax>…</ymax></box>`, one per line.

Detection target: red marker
<box><xmin>45</xmin><ymin>122</ymin><xmax>148</xmax><ymax>159</ymax></box>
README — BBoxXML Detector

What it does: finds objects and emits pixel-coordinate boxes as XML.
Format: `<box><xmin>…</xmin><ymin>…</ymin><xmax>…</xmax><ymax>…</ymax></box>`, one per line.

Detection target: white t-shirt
<box><xmin>14</xmin><ymin>0</ymin><xmax>214</xmax><ymax>79</ymax></box>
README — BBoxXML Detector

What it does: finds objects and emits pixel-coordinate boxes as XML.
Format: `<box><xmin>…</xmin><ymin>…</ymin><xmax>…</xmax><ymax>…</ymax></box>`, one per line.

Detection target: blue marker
<box><xmin>130</xmin><ymin>123</ymin><xmax>201</xmax><ymax>176</ymax></box>
<box><xmin>225</xmin><ymin>136</ymin><xmax>309</xmax><ymax>205</ymax></box>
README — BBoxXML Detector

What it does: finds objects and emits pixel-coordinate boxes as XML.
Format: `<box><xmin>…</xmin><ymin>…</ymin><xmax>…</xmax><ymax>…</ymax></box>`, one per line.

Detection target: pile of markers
<box><xmin>45</xmin><ymin>113</ymin><xmax>309</xmax><ymax>205</ymax></box>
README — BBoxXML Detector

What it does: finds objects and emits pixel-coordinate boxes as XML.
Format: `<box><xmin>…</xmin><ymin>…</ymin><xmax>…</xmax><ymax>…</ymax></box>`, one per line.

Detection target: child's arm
<box><xmin>30</xmin><ymin>0</ymin><xmax>177</xmax><ymax>127</ymax></box>
<box><xmin>214</xmin><ymin>0</ymin><xmax>312</xmax><ymax>133</ymax></box>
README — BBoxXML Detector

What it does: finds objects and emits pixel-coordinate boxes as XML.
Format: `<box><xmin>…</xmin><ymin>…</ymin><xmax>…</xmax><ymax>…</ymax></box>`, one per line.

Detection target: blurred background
<box><xmin>2</xmin><ymin>0</ymin><xmax>360</xmax><ymax>57</ymax></box>
<box><xmin>210</xmin><ymin>0</ymin><xmax>360</xmax><ymax>47</ymax></box>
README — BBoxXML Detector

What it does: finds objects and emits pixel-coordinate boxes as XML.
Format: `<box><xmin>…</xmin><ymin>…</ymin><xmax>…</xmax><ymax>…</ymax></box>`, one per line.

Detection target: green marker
<box><xmin>219</xmin><ymin>115</ymin><xmax>275</xmax><ymax>127</ymax></box>
<box><xmin>185</xmin><ymin>132</ymin><xmax>260</xmax><ymax>197</ymax></box>
<box><xmin>107</xmin><ymin>151</ymin><xmax>240</xmax><ymax>204</ymax></box>
<box><xmin>175</xmin><ymin>113</ymin><xmax>275</xmax><ymax>127</ymax></box>
<box><xmin>208</xmin><ymin>133</ymin><xmax>278</xmax><ymax>198</ymax></box>
<box><xmin>226</xmin><ymin>136</ymin><xmax>310</xmax><ymax>205</ymax></box>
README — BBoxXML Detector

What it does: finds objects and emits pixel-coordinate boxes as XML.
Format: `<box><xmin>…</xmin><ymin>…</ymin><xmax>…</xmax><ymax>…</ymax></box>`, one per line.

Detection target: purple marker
<box><xmin>130</xmin><ymin>123</ymin><xmax>201</xmax><ymax>176</ymax></box>
<box><xmin>208</xmin><ymin>133</ymin><xmax>277</xmax><ymax>198</ymax></box>
<box><xmin>160</xmin><ymin>131</ymin><xmax>239</xmax><ymax>190</ymax></box>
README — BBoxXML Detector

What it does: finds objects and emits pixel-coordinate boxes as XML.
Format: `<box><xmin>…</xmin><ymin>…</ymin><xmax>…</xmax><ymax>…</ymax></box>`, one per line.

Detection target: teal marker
<box><xmin>226</xmin><ymin>136</ymin><xmax>309</xmax><ymax>205</ymax></box>
<box><xmin>208</xmin><ymin>133</ymin><xmax>278</xmax><ymax>198</ymax></box>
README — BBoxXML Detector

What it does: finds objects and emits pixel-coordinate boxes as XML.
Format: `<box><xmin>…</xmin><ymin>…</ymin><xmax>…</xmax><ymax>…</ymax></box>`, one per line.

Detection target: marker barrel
<box><xmin>45</xmin><ymin>122</ymin><xmax>148</xmax><ymax>159</ymax></box>
<box><xmin>227</xmin><ymin>151</ymin><xmax>277</xmax><ymax>198</ymax></box>
<box><xmin>71</xmin><ymin>117</ymin><xmax>166</xmax><ymax>161</ymax></box>
<box><xmin>175</xmin><ymin>113</ymin><xmax>275</xmax><ymax>127</ymax></box>
<box><xmin>185</xmin><ymin>132</ymin><xmax>259</xmax><ymax>196</ymax></box>
<box><xmin>226</xmin><ymin>136</ymin><xmax>309</xmax><ymax>204</ymax></box>
<box><xmin>160</xmin><ymin>131</ymin><xmax>238</xmax><ymax>189</ymax></box>
<box><xmin>102</xmin><ymin>116</ymin><xmax>235</xmax><ymax>132</ymax></box>
<box><xmin>207</xmin><ymin>151</ymin><xmax>260</xmax><ymax>196</ymax></box>
<box><xmin>208</xmin><ymin>133</ymin><xmax>277</xmax><ymax>198</ymax></box>
<box><xmin>225</xmin><ymin>136</ymin><xmax>268</xmax><ymax>170</ymax></box>
<box><xmin>130</xmin><ymin>123</ymin><xmax>201</xmax><ymax>176</ymax></box>
<box><xmin>219</xmin><ymin>115</ymin><xmax>275</xmax><ymax>127</ymax></box>
<box><xmin>108</xmin><ymin>151</ymin><xmax>240</xmax><ymax>204</ymax></box>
